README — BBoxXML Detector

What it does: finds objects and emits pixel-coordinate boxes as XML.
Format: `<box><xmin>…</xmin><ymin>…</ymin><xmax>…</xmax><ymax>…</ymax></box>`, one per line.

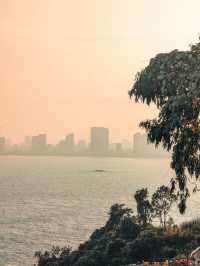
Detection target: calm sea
<box><xmin>0</xmin><ymin>156</ymin><xmax>199</xmax><ymax>266</ymax></box>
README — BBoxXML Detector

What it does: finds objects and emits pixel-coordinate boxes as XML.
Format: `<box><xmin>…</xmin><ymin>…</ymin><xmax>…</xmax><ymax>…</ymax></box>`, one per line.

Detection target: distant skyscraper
<box><xmin>31</xmin><ymin>134</ymin><xmax>47</xmax><ymax>153</ymax></box>
<box><xmin>56</xmin><ymin>134</ymin><xmax>74</xmax><ymax>154</ymax></box>
<box><xmin>90</xmin><ymin>127</ymin><xmax>109</xmax><ymax>155</ymax></box>
<box><xmin>65</xmin><ymin>133</ymin><xmax>75</xmax><ymax>153</ymax></box>
<box><xmin>0</xmin><ymin>137</ymin><xmax>6</xmax><ymax>153</ymax></box>
<box><xmin>133</xmin><ymin>133</ymin><xmax>147</xmax><ymax>156</ymax></box>
<box><xmin>133</xmin><ymin>132</ymin><xmax>168</xmax><ymax>158</ymax></box>
<box><xmin>76</xmin><ymin>140</ymin><xmax>87</xmax><ymax>152</ymax></box>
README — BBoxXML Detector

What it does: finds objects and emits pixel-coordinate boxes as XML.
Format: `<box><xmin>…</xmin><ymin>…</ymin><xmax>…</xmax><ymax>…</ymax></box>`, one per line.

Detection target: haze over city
<box><xmin>0</xmin><ymin>127</ymin><xmax>168</xmax><ymax>158</ymax></box>
<box><xmin>1</xmin><ymin>0</ymin><xmax>200</xmax><ymax>144</ymax></box>
<box><xmin>1</xmin><ymin>1</ymin><xmax>200</xmax><ymax>266</ymax></box>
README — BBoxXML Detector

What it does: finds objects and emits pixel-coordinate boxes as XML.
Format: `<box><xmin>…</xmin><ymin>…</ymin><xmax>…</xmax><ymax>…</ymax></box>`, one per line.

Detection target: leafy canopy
<box><xmin>134</xmin><ymin>188</ymin><xmax>152</xmax><ymax>226</ymax></box>
<box><xmin>152</xmin><ymin>185</ymin><xmax>177</xmax><ymax>228</ymax></box>
<box><xmin>130</xmin><ymin>41</ymin><xmax>200</xmax><ymax>213</ymax></box>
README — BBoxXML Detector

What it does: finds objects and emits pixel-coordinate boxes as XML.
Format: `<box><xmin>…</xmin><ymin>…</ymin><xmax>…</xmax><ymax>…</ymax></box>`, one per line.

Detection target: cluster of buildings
<box><xmin>0</xmin><ymin>127</ymin><xmax>168</xmax><ymax>158</ymax></box>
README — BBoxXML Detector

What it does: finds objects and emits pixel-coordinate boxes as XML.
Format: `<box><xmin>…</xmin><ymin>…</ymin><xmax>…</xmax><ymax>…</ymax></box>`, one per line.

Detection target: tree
<box><xmin>151</xmin><ymin>185</ymin><xmax>177</xmax><ymax>228</ymax></box>
<box><xmin>119</xmin><ymin>216</ymin><xmax>140</xmax><ymax>240</ymax></box>
<box><xmin>106</xmin><ymin>204</ymin><xmax>133</xmax><ymax>231</ymax></box>
<box><xmin>134</xmin><ymin>188</ymin><xmax>152</xmax><ymax>226</ymax></box>
<box><xmin>166</xmin><ymin>216</ymin><xmax>175</xmax><ymax>230</ymax></box>
<box><xmin>130</xmin><ymin>40</ymin><xmax>200</xmax><ymax>213</ymax></box>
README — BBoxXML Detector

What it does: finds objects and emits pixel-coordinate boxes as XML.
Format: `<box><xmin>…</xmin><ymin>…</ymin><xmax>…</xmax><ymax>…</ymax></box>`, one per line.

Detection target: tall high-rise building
<box><xmin>90</xmin><ymin>127</ymin><xmax>109</xmax><ymax>155</ymax></box>
<box><xmin>56</xmin><ymin>133</ymin><xmax>75</xmax><ymax>154</ymax></box>
<box><xmin>133</xmin><ymin>133</ymin><xmax>147</xmax><ymax>156</ymax></box>
<box><xmin>31</xmin><ymin>134</ymin><xmax>47</xmax><ymax>153</ymax></box>
<box><xmin>0</xmin><ymin>137</ymin><xmax>6</xmax><ymax>153</ymax></box>
<box><xmin>133</xmin><ymin>132</ymin><xmax>168</xmax><ymax>158</ymax></box>
<box><xmin>65</xmin><ymin>133</ymin><xmax>75</xmax><ymax>153</ymax></box>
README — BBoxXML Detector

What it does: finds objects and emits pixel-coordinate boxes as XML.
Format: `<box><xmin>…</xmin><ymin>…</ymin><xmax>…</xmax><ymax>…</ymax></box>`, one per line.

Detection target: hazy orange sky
<box><xmin>0</xmin><ymin>0</ymin><xmax>200</xmax><ymax>144</ymax></box>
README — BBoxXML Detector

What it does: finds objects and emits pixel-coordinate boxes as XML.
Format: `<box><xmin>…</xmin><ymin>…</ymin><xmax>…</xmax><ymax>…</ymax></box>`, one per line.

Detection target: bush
<box><xmin>35</xmin><ymin>204</ymin><xmax>200</xmax><ymax>266</ymax></box>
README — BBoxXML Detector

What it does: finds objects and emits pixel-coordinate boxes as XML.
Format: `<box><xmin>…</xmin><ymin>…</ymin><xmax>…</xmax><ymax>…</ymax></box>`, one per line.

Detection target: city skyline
<box><xmin>1</xmin><ymin>1</ymin><xmax>199</xmax><ymax>143</ymax></box>
<box><xmin>1</xmin><ymin>127</ymin><xmax>145</xmax><ymax>146</ymax></box>
<box><xmin>0</xmin><ymin>1</ymin><xmax>199</xmax><ymax>265</ymax></box>
<box><xmin>0</xmin><ymin>128</ymin><xmax>143</xmax><ymax>147</ymax></box>
<box><xmin>0</xmin><ymin>127</ymin><xmax>168</xmax><ymax>158</ymax></box>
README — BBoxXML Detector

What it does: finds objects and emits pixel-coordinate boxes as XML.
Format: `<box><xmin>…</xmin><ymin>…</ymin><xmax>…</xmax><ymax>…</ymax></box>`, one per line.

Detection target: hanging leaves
<box><xmin>130</xmin><ymin>40</ymin><xmax>200</xmax><ymax>214</ymax></box>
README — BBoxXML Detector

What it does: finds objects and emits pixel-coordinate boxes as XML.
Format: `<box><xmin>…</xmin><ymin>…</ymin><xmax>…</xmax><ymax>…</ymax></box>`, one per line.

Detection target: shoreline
<box><xmin>0</xmin><ymin>152</ymin><xmax>169</xmax><ymax>160</ymax></box>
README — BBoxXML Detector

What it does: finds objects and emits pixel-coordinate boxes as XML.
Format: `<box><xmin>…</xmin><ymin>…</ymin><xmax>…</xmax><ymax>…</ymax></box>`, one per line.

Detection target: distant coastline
<box><xmin>0</xmin><ymin>151</ymin><xmax>169</xmax><ymax>159</ymax></box>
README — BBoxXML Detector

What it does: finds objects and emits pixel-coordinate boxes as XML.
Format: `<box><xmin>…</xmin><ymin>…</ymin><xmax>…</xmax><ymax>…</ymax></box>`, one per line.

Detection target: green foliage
<box><xmin>35</xmin><ymin>201</ymin><xmax>200</xmax><ymax>266</ymax></box>
<box><xmin>119</xmin><ymin>216</ymin><xmax>140</xmax><ymax>240</ymax></box>
<box><xmin>130</xmin><ymin>41</ymin><xmax>200</xmax><ymax>213</ymax></box>
<box><xmin>106</xmin><ymin>203</ymin><xmax>133</xmax><ymax>231</ymax></box>
<box><xmin>181</xmin><ymin>218</ymin><xmax>200</xmax><ymax>234</ymax></box>
<box><xmin>35</xmin><ymin>245</ymin><xmax>72</xmax><ymax>266</ymax></box>
<box><xmin>134</xmin><ymin>188</ymin><xmax>153</xmax><ymax>226</ymax></box>
<box><xmin>152</xmin><ymin>185</ymin><xmax>177</xmax><ymax>228</ymax></box>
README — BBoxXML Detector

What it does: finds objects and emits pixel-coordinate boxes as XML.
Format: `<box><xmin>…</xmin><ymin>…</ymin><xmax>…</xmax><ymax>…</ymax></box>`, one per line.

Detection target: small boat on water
<box><xmin>93</xmin><ymin>169</ymin><xmax>106</xmax><ymax>173</ymax></box>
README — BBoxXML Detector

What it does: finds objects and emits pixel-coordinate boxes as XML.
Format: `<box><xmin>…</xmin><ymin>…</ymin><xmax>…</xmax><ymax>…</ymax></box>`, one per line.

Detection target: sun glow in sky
<box><xmin>0</xmin><ymin>0</ymin><xmax>200</xmax><ymax>144</ymax></box>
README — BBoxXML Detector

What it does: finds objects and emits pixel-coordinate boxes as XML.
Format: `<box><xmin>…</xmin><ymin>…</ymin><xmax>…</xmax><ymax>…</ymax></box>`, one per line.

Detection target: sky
<box><xmin>0</xmin><ymin>0</ymin><xmax>200</xmax><ymax>144</ymax></box>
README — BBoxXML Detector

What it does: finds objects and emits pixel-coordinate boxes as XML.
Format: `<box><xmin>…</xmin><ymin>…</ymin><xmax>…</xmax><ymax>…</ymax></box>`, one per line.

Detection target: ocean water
<box><xmin>0</xmin><ymin>156</ymin><xmax>199</xmax><ymax>266</ymax></box>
